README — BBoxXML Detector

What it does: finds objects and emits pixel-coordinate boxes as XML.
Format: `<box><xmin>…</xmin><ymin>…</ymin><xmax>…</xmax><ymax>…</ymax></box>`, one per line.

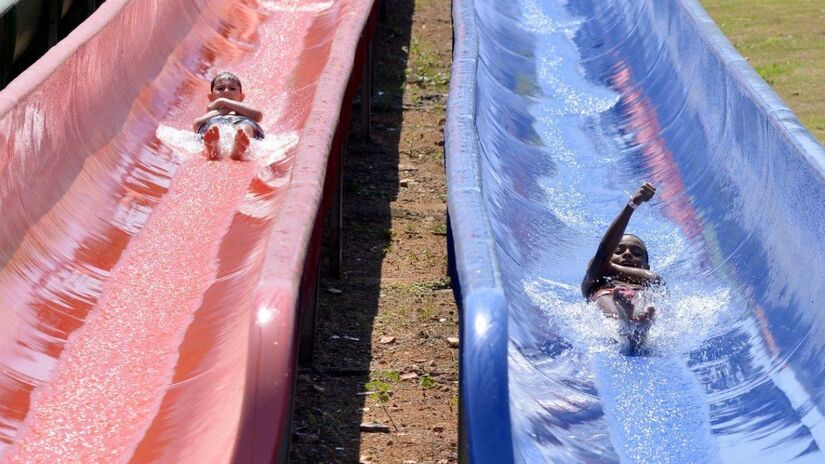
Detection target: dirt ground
<box><xmin>287</xmin><ymin>0</ymin><xmax>825</xmax><ymax>463</ymax></box>
<box><xmin>290</xmin><ymin>0</ymin><xmax>457</xmax><ymax>462</ymax></box>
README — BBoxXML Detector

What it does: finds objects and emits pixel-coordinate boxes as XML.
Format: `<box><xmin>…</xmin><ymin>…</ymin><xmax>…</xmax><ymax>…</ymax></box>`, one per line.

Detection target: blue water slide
<box><xmin>446</xmin><ymin>0</ymin><xmax>825</xmax><ymax>462</ymax></box>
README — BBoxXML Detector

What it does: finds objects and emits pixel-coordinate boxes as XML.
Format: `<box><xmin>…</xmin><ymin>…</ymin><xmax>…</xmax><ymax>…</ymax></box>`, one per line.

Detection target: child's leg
<box><xmin>229</xmin><ymin>126</ymin><xmax>253</xmax><ymax>161</ymax></box>
<box><xmin>203</xmin><ymin>126</ymin><xmax>221</xmax><ymax>160</ymax></box>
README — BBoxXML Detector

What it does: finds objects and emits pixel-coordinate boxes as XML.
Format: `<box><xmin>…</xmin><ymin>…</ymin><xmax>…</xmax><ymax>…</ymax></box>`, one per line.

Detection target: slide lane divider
<box><xmin>446</xmin><ymin>0</ymin><xmax>513</xmax><ymax>462</ymax></box>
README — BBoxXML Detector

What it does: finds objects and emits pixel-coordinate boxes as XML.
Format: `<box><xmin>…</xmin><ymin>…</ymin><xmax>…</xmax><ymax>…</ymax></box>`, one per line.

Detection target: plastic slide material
<box><xmin>0</xmin><ymin>0</ymin><xmax>375</xmax><ymax>461</ymax></box>
<box><xmin>447</xmin><ymin>0</ymin><xmax>825</xmax><ymax>462</ymax></box>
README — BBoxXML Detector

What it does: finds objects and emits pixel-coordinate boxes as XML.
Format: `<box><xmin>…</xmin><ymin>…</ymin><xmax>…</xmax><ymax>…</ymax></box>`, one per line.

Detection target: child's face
<box><xmin>611</xmin><ymin>235</ymin><xmax>649</xmax><ymax>269</ymax></box>
<box><xmin>210</xmin><ymin>77</ymin><xmax>244</xmax><ymax>102</ymax></box>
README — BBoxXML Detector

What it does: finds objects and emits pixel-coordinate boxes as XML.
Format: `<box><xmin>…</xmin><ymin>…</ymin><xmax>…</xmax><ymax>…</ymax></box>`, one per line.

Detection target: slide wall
<box><xmin>0</xmin><ymin>0</ymin><xmax>375</xmax><ymax>461</ymax></box>
<box><xmin>447</xmin><ymin>0</ymin><xmax>825</xmax><ymax>462</ymax></box>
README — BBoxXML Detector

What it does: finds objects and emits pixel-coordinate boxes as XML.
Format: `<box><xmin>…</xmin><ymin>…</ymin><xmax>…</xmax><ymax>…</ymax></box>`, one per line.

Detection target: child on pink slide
<box><xmin>192</xmin><ymin>71</ymin><xmax>264</xmax><ymax>161</ymax></box>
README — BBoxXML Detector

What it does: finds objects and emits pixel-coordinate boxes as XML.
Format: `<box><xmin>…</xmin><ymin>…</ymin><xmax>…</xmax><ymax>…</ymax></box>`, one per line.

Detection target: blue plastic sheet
<box><xmin>446</xmin><ymin>0</ymin><xmax>825</xmax><ymax>462</ymax></box>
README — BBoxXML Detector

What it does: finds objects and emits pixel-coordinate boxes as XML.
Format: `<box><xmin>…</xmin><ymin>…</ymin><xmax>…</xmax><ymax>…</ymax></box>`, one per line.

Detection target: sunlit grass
<box><xmin>701</xmin><ymin>0</ymin><xmax>825</xmax><ymax>142</ymax></box>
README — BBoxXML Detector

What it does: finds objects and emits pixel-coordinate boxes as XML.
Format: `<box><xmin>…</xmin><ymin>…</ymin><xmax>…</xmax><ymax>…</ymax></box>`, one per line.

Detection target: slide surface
<box><xmin>447</xmin><ymin>0</ymin><xmax>825</xmax><ymax>462</ymax></box>
<box><xmin>0</xmin><ymin>0</ymin><xmax>373</xmax><ymax>461</ymax></box>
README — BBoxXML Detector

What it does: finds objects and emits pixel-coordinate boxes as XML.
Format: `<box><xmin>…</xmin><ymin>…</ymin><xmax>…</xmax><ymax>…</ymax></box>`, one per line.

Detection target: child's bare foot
<box><xmin>204</xmin><ymin>126</ymin><xmax>221</xmax><ymax>160</ymax></box>
<box><xmin>229</xmin><ymin>128</ymin><xmax>251</xmax><ymax>161</ymax></box>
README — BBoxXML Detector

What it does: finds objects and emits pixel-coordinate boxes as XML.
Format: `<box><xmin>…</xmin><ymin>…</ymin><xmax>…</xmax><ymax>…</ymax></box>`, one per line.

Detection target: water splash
<box><xmin>524</xmin><ymin>278</ymin><xmax>733</xmax><ymax>357</ymax></box>
<box><xmin>155</xmin><ymin>124</ymin><xmax>297</xmax><ymax>166</ymax></box>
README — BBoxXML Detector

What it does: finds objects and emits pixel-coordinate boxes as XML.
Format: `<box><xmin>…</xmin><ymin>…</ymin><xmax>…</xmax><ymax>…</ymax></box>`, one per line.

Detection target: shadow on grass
<box><xmin>290</xmin><ymin>0</ymin><xmax>413</xmax><ymax>461</ymax></box>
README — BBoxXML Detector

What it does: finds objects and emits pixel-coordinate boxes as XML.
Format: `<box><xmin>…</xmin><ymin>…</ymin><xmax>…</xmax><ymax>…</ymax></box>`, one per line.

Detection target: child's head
<box><xmin>210</xmin><ymin>71</ymin><xmax>244</xmax><ymax>102</ymax></box>
<box><xmin>611</xmin><ymin>234</ymin><xmax>650</xmax><ymax>270</ymax></box>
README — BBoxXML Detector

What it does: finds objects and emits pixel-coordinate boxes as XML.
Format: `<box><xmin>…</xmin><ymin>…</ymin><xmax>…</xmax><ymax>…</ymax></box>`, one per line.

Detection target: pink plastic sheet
<box><xmin>0</xmin><ymin>0</ymin><xmax>375</xmax><ymax>461</ymax></box>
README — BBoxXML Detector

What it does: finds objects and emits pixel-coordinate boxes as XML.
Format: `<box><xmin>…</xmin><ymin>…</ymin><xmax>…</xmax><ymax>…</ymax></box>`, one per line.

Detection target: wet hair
<box><xmin>622</xmin><ymin>233</ymin><xmax>650</xmax><ymax>268</ymax></box>
<box><xmin>210</xmin><ymin>71</ymin><xmax>242</xmax><ymax>92</ymax></box>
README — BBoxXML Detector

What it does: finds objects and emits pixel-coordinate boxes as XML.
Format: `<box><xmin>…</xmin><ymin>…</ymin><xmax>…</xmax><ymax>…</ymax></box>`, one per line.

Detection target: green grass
<box><xmin>419</xmin><ymin>374</ymin><xmax>439</xmax><ymax>389</ymax></box>
<box><xmin>701</xmin><ymin>0</ymin><xmax>825</xmax><ymax>142</ymax></box>
<box><xmin>753</xmin><ymin>60</ymin><xmax>803</xmax><ymax>84</ymax></box>
<box><xmin>366</xmin><ymin>371</ymin><xmax>401</xmax><ymax>403</ymax></box>
<box><xmin>365</xmin><ymin>379</ymin><xmax>392</xmax><ymax>403</ymax></box>
<box><xmin>415</xmin><ymin>0</ymin><xmax>438</xmax><ymax>8</ymax></box>
<box><xmin>406</xmin><ymin>37</ymin><xmax>451</xmax><ymax>92</ymax></box>
<box><xmin>416</xmin><ymin>304</ymin><xmax>438</xmax><ymax>321</ymax></box>
<box><xmin>411</xmin><ymin>276</ymin><xmax>451</xmax><ymax>292</ymax></box>
<box><xmin>373</xmin><ymin>370</ymin><xmax>402</xmax><ymax>383</ymax></box>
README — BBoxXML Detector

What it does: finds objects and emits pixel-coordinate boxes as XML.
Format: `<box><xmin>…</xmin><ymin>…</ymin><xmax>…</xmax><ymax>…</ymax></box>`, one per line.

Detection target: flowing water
<box><xmin>470</xmin><ymin>0</ymin><xmax>825</xmax><ymax>461</ymax></box>
<box><xmin>0</xmin><ymin>0</ymin><xmax>350</xmax><ymax>460</ymax></box>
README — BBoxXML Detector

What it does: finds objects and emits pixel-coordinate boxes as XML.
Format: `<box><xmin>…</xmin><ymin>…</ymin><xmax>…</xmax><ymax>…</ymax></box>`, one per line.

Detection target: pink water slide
<box><xmin>0</xmin><ymin>0</ymin><xmax>376</xmax><ymax>461</ymax></box>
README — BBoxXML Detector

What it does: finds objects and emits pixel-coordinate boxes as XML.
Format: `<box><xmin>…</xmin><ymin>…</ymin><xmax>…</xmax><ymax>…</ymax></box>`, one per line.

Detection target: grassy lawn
<box><xmin>701</xmin><ymin>0</ymin><xmax>825</xmax><ymax>142</ymax></box>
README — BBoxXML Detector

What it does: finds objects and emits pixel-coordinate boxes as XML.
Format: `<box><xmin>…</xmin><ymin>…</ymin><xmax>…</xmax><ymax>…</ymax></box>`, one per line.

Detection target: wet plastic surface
<box><xmin>0</xmin><ymin>0</ymin><xmax>374</xmax><ymax>461</ymax></box>
<box><xmin>447</xmin><ymin>0</ymin><xmax>825</xmax><ymax>462</ymax></box>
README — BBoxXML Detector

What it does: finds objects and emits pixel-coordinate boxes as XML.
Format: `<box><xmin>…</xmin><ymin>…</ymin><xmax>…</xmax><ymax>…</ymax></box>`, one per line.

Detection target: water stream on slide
<box><xmin>472</xmin><ymin>0</ymin><xmax>825</xmax><ymax>462</ymax></box>
<box><xmin>0</xmin><ymin>0</ymin><xmax>337</xmax><ymax>460</ymax></box>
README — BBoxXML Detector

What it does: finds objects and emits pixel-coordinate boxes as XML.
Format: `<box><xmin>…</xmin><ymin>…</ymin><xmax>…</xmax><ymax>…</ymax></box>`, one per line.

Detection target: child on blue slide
<box><xmin>193</xmin><ymin>71</ymin><xmax>264</xmax><ymax>161</ymax></box>
<box><xmin>582</xmin><ymin>182</ymin><xmax>664</xmax><ymax>354</ymax></box>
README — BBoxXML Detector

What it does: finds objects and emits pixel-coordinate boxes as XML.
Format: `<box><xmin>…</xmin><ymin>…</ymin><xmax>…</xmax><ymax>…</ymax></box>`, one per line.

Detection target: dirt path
<box><xmin>290</xmin><ymin>0</ymin><xmax>456</xmax><ymax>462</ymax></box>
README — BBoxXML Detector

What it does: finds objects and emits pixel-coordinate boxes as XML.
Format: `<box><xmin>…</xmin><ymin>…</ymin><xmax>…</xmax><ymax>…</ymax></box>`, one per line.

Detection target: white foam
<box><xmin>155</xmin><ymin>125</ymin><xmax>203</xmax><ymax>162</ymax></box>
<box><xmin>260</xmin><ymin>0</ymin><xmax>334</xmax><ymax>13</ymax></box>
<box><xmin>519</xmin><ymin>0</ymin><xmax>582</xmax><ymax>35</ymax></box>
<box><xmin>155</xmin><ymin>124</ymin><xmax>297</xmax><ymax>166</ymax></box>
<box><xmin>524</xmin><ymin>277</ymin><xmax>733</xmax><ymax>356</ymax></box>
<box><xmin>251</xmin><ymin>130</ymin><xmax>298</xmax><ymax>166</ymax></box>
<box><xmin>13</xmin><ymin>104</ymin><xmax>45</xmax><ymax>161</ymax></box>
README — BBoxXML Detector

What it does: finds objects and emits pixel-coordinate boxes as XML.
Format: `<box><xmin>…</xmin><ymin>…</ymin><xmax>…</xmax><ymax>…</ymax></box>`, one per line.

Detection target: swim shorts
<box><xmin>198</xmin><ymin>115</ymin><xmax>265</xmax><ymax>139</ymax></box>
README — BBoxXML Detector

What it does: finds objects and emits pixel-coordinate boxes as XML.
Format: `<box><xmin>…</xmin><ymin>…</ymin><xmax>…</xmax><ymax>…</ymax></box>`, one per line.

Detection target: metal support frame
<box><xmin>326</xmin><ymin>140</ymin><xmax>344</xmax><ymax>280</ymax></box>
<box><xmin>0</xmin><ymin>6</ymin><xmax>17</xmax><ymax>88</ymax></box>
<box><xmin>0</xmin><ymin>0</ymin><xmax>106</xmax><ymax>89</ymax></box>
<box><xmin>46</xmin><ymin>0</ymin><xmax>62</xmax><ymax>46</ymax></box>
<box><xmin>297</xmin><ymin>257</ymin><xmax>320</xmax><ymax>367</ymax></box>
<box><xmin>86</xmin><ymin>0</ymin><xmax>99</xmax><ymax>15</ymax></box>
<box><xmin>359</xmin><ymin>34</ymin><xmax>373</xmax><ymax>140</ymax></box>
<box><xmin>298</xmin><ymin>210</ymin><xmax>325</xmax><ymax>366</ymax></box>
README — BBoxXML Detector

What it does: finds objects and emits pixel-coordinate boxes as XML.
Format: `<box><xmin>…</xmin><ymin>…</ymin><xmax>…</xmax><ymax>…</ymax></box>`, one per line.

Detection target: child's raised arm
<box><xmin>581</xmin><ymin>182</ymin><xmax>657</xmax><ymax>297</ymax></box>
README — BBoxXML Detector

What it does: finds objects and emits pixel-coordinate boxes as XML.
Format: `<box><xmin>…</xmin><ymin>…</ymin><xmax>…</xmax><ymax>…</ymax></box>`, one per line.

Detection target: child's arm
<box><xmin>581</xmin><ymin>182</ymin><xmax>656</xmax><ymax>297</ymax></box>
<box><xmin>193</xmin><ymin>110</ymin><xmax>223</xmax><ymax>132</ymax></box>
<box><xmin>208</xmin><ymin>98</ymin><xmax>263</xmax><ymax>122</ymax></box>
<box><xmin>609</xmin><ymin>264</ymin><xmax>664</xmax><ymax>288</ymax></box>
